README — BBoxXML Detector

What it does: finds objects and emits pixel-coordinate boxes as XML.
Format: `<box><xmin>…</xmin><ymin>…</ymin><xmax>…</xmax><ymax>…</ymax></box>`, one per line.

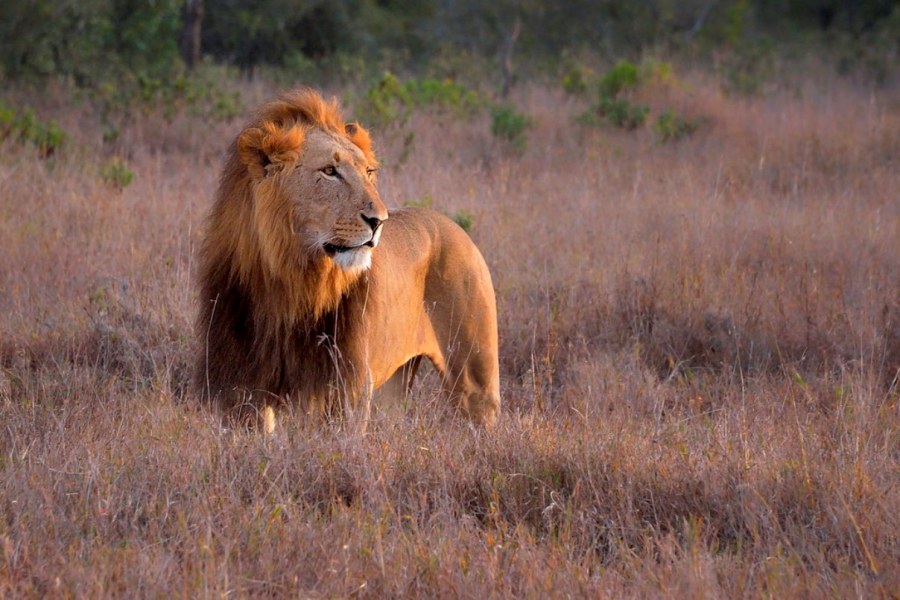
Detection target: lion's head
<box><xmin>204</xmin><ymin>88</ymin><xmax>387</xmax><ymax>324</ymax></box>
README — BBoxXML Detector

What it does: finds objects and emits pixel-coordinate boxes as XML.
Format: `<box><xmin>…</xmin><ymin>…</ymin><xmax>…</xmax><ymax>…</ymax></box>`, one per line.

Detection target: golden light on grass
<box><xmin>0</xmin><ymin>68</ymin><xmax>897</xmax><ymax>596</ymax></box>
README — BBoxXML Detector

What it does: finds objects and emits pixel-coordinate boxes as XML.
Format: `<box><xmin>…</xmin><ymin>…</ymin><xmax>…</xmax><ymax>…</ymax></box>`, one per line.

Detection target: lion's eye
<box><xmin>366</xmin><ymin>168</ymin><xmax>377</xmax><ymax>180</ymax></box>
<box><xmin>322</xmin><ymin>165</ymin><xmax>338</xmax><ymax>177</ymax></box>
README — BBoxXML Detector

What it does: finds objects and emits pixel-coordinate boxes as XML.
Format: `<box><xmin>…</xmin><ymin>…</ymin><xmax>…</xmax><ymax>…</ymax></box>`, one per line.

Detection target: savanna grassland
<box><xmin>1</xmin><ymin>65</ymin><xmax>898</xmax><ymax>597</ymax></box>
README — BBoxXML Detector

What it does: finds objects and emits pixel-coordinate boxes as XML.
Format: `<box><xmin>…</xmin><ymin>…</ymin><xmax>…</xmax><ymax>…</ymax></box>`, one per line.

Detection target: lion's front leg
<box><xmin>338</xmin><ymin>369</ymin><xmax>373</xmax><ymax>434</ymax></box>
<box><xmin>261</xmin><ymin>405</ymin><xmax>276</xmax><ymax>434</ymax></box>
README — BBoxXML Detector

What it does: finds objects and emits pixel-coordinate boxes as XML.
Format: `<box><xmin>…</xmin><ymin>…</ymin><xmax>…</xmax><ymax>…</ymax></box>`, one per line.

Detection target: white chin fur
<box><xmin>332</xmin><ymin>246</ymin><xmax>372</xmax><ymax>272</ymax></box>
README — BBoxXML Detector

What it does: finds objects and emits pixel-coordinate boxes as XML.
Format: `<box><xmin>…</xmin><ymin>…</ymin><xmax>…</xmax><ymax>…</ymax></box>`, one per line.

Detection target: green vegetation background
<box><xmin>1</xmin><ymin>1</ymin><xmax>898</xmax><ymax>94</ymax></box>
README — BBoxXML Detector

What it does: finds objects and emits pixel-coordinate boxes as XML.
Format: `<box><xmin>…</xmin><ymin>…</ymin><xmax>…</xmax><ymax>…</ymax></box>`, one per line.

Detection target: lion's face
<box><xmin>239</xmin><ymin>121</ymin><xmax>387</xmax><ymax>275</ymax></box>
<box><xmin>285</xmin><ymin>129</ymin><xmax>387</xmax><ymax>272</ymax></box>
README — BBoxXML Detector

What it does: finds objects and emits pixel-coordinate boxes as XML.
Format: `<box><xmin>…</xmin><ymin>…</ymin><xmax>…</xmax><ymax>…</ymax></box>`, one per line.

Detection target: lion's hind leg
<box><xmin>426</xmin><ymin>299</ymin><xmax>501</xmax><ymax>427</ymax></box>
<box><xmin>425</xmin><ymin>344</ymin><xmax>500</xmax><ymax>428</ymax></box>
<box><xmin>442</xmin><ymin>366</ymin><xmax>501</xmax><ymax>428</ymax></box>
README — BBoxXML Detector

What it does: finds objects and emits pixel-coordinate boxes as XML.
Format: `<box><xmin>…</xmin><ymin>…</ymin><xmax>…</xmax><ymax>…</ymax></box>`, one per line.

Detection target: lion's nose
<box><xmin>361</xmin><ymin>213</ymin><xmax>383</xmax><ymax>232</ymax></box>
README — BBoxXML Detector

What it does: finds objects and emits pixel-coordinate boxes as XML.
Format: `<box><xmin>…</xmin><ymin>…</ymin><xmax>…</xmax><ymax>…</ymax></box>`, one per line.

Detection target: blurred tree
<box><xmin>757</xmin><ymin>0</ymin><xmax>898</xmax><ymax>33</ymax></box>
<box><xmin>0</xmin><ymin>0</ymin><xmax>109</xmax><ymax>82</ymax></box>
<box><xmin>181</xmin><ymin>0</ymin><xmax>205</xmax><ymax>69</ymax></box>
<box><xmin>1</xmin><ymin>0</ymin><xmax>896</xmax><ymax>85</ymax></box>
<box><xmin>500</xmin><ymin>16</ymin><xmax>522</xmax><ymax>98</ymax></box>
<box><xmin>109</xmin><ymin>0</ymin><xmax>183</xmax><ymax>78</ymax></box>
<box><xmin>200</xmin><ymin>0</ymin><xmax>434</xmax><ymax>73</ymax></box>
<box><xmin>0</xmin><ymin>0</ymin><xmax>181</xmax><ymax>84</ymax></box>
<box><xmin>201</xmin><ymin>0</ymin><xmax>320</xmax><ymax>73</ymax></box>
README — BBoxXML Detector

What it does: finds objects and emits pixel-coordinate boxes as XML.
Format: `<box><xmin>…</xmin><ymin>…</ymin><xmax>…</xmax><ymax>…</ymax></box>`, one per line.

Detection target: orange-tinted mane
<box><xmin>196</xmin><ymin>88</ymin><xmax>380</xmax><ymax>418</ymax></box>
<box><xmin>247</xmin><ymin>88</ymin><xmax>377</xmax><ymax>165</ymax></box>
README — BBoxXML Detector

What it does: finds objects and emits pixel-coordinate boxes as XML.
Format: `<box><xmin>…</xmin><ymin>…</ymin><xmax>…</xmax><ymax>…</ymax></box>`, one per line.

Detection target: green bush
<box><xmin>172</xmin><ymin>63</ymin><xmax>244</xmax><ymax>121</ymax></box>
<box><xmin>91</xmin><ymin>61</ymin><xmax>244</xmax><ymax>122</ymax></box>
<box><xmin>490</xmin><ymin>105</ymin><xmax>530</xmax><ymax>151</ymax></box>
<box><xmin>99</xmin><ymin>158</ymin><xmax>135</xmax><ymax>190</ymax></box>
<box><xmin>598</xmin><ymin>59</ymin><xmax>641</xmax><ymax>98</ymax></box>
<box><xmin>0</xmin><ymin>100</ymin><xmax>66</xmax><ymax>157</ymax></box>
<box><xmin>359</xmin><ymin>72</ymin><xmax>410</xmax><ymax>125</ymax></box>
<box><xmin>653</xmin><ymin>110</ymin><xmax>701</xmax><ymax>142</ymax></box>
<box><xmin>417</xmin><ymin>79</ymin><xmax>481</xmax><ymax>113</ymax></box>
<box><xmin>357</xmin><ymin>71</ymin><xmax>483</xmax><ymax>126</ymax></box>
<box><xmin>0</xmin><ymin>101</ymin><xmax>14</xmax><ymax>131</ymax></box>
<box><xmin>405</xmin><ymin>193</ymin><xmax>433</xmax><ymax>209</ymax></box>
<box><xmin>404</xmin><ymin>195</ymin><xmax>474</xmax><ymax>233</ymax></box>
<box><xmin>452</xmin><ymin>209</ymin><xmax>474</xmax><ymax>233</ymax></box>
<box><xmin>561</xmin><ymin>65</ymin><xmax>589</xmax><ymax>95</ymax></box>
<box><xmin>640</xmin><ymin>59</ymin><xmax>673</xmax><ymax>84</ymax></box>
<box><xmin>579</xmin><ymin>59</ymin><xmax>649</xmax><ymax>131</ymax></box>
<box><xmin>578</xmin><ymin>59</ymin><xmax>704</xmax><ymax>136</ymax></box>
<box><xmin>597</xmin><ymin>97</ymin><xmax>648</xmax><ymax>130</ymax></box>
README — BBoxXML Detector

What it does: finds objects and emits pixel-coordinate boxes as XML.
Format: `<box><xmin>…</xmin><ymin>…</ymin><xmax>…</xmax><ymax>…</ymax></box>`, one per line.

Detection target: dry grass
<box><xmin>1</xmin><ymin>70</ymin><xmax>898</xmax><ymax>597</ymax></box>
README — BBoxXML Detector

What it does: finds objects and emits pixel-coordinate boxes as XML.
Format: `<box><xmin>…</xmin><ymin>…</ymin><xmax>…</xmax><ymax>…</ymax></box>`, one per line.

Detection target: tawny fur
<box><xmin>195</xmin><ymin>88</ymin><xmax>500</xmax><ymax>427</ymax></box>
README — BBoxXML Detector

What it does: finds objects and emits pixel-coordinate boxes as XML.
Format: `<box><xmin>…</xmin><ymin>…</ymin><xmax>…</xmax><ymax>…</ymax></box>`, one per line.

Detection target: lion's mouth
<box><xmin>323</xmin><ymin>240</ymin><xmax>375</xmax><ymax>255</ymax></box>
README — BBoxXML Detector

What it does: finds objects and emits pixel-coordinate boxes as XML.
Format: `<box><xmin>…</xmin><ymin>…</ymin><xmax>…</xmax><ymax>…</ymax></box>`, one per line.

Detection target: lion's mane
<box><xmin>195</xmin><ymin>89</ymin><xmax>376</xmax><ymax>415</ymax></box>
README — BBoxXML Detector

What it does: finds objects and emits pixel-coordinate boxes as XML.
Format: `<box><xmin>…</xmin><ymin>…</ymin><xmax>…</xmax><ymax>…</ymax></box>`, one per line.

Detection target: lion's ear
<box><xmin>238</xmin><ymin>122</ymin><xmax>305</xmax><ymax>179</ymax></box>
<box><xmin>345</xmin><ymin>121</ymin><xmax>377</xmax><ymax>165</ymax></box>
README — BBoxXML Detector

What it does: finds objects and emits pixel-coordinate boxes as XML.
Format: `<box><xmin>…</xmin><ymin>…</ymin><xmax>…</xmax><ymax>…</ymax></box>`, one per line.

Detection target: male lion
<box><xmin>196</xmin><ymin>88</ymin><xmax>500</xmax><ymax>431</ymax></box>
